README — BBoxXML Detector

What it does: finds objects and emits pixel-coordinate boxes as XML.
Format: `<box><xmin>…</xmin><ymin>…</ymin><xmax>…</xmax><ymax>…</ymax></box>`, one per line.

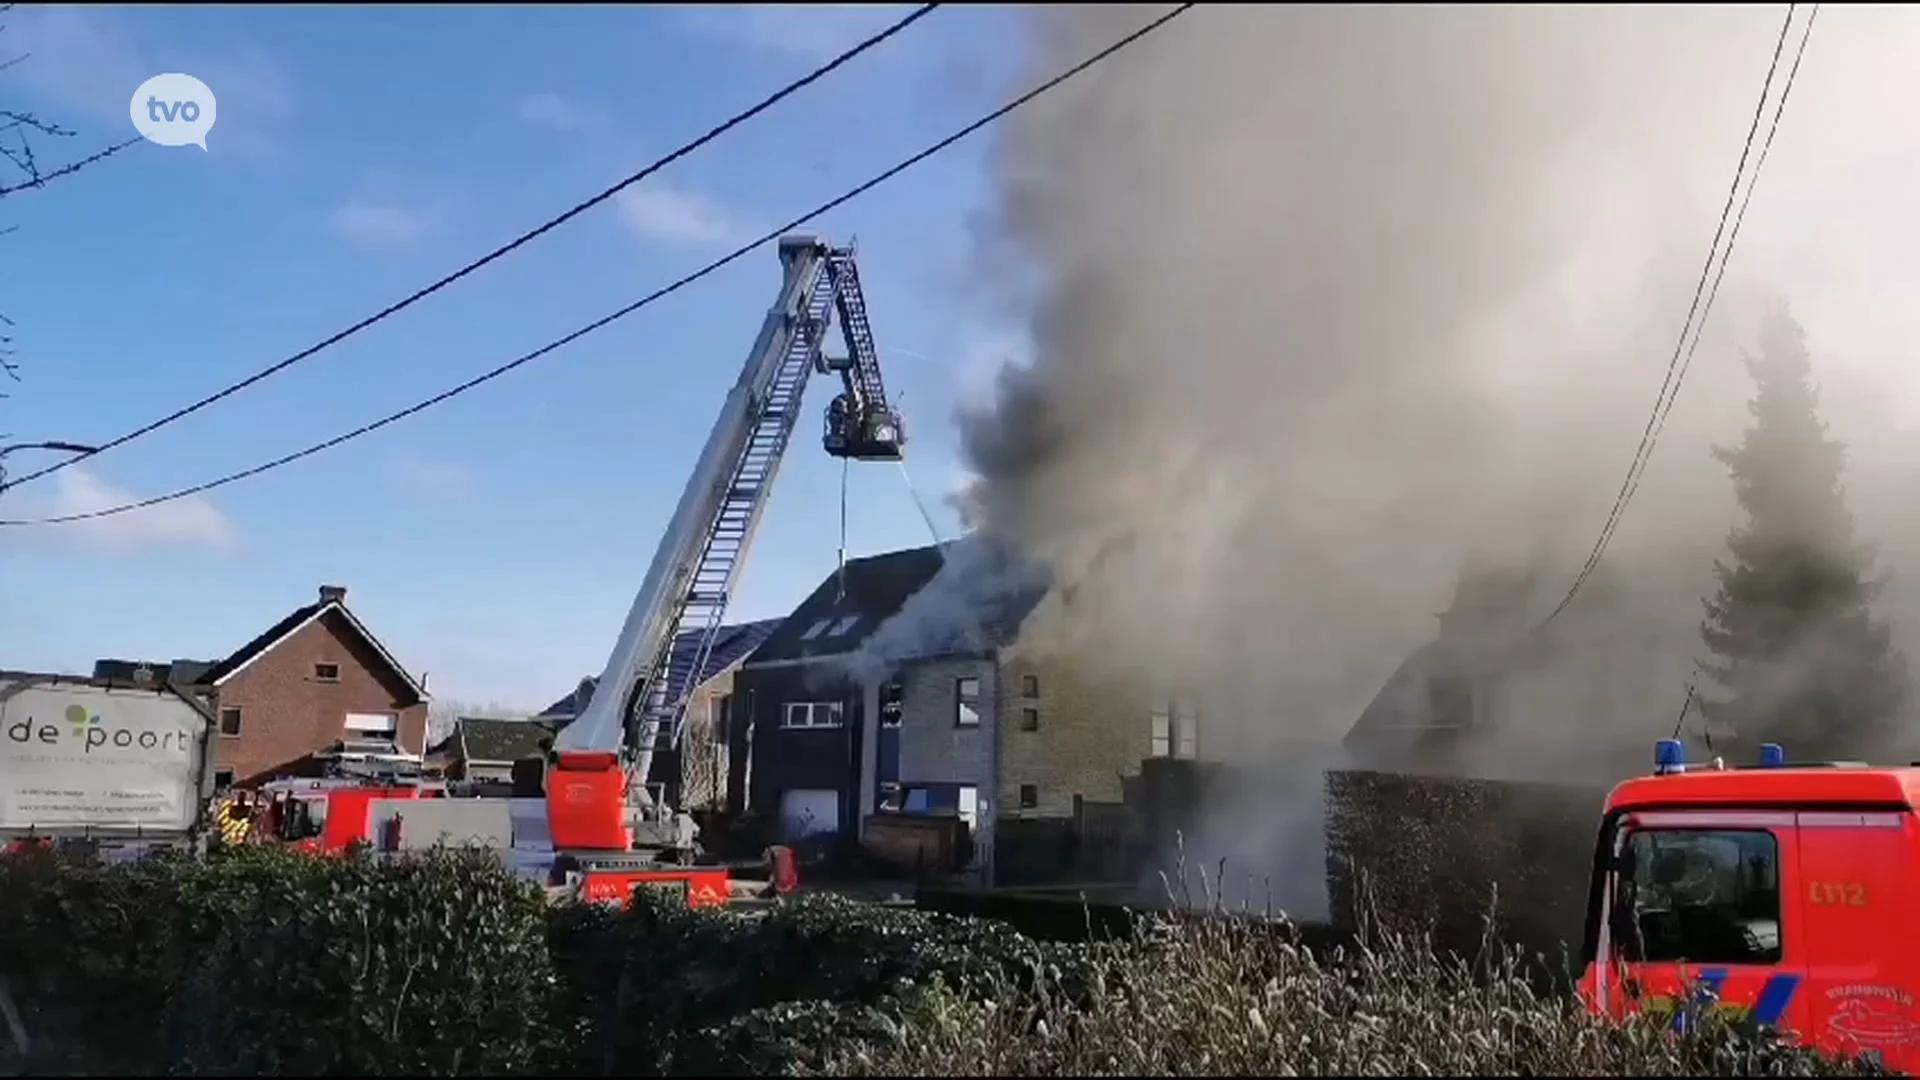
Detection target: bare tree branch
<box><xmin>0</xmin><ymin>135</ymin><xmax>139</xmax><ymax>197</ymax></box>
<box><xmin>0</xmin><ymin>2</ymin><xmax>140</xmax><ymax>384</ymax></box>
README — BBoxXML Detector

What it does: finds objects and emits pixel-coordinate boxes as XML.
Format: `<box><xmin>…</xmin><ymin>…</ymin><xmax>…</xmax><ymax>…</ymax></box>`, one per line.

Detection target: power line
<box><xmin>1536</xmin><ymin>3</ymin><xmax>1816</xmax><ymax>629</ymax></box>
<box><xmin>0</xmin><ymin>3</ymin><xmax>942</xmax><ymax>495</ymax></box>
<box><xmin>0</xmin><ymin>4</ymin><xmax>1197</xmax><ymax>528</ymax></box>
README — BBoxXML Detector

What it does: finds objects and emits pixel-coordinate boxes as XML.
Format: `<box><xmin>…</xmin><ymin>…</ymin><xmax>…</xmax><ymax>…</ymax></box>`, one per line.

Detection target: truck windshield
<box><xmin>1614</xmin><ymin>828</ymin><xmax>1782</xmax><ymax>966</ymax></box>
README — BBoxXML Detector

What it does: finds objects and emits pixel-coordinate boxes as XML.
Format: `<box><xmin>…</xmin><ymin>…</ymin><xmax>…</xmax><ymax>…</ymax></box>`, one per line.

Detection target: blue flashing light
<box><xmin>1654</xmin><ymin>738</ymin><xmax>1686</xmax><ymax>775</ymax></box>
<box><xmin>1760</xmin><ymin>743</ymin><xmax>1786</xmax><ymax>769</ymax></box>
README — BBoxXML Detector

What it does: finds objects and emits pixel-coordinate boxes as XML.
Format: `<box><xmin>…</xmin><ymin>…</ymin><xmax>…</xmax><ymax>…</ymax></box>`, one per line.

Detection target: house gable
<box><xmin>198</xmin><ymin>586</ymin><xmax>427</xmax><ymax>704</ymax></box>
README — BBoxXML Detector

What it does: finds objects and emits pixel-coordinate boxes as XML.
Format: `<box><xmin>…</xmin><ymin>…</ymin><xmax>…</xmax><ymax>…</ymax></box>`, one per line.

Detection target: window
<box><xmin>1613</xmin><ymin>828</ymin><xmax>1782</xmax><ymax>966</ymax></box>
<box><xmin>827</xmin><ymin>614</ymin><xmax>861</xmax><ymax>637</ymax></box>
<box><xmin>957</xmin><ymin>785</ymin><xmax>979</xmax><ymax>829</ymax></box>
<box><xmin>1021</xmin><ymin>674</ymin><xmax>1040</xmax><ymax>698</ymax></box>
<box><xmin>213</xmin><ymin>769</ymin><xmax>234</xmax><ymax>790</ymax></box>
<box><xmin>219</xmin><ymin>707</ymin><xmax>243</xmax><ymax>737</ymax></box>
<box><xmin>1019</xmin><ymin>784</ymin><xmax>1039</xmax><ymax>810</ymax></box>
<box><xmin>782</xmin><ymin>701</ymin><xmax>844</xmax><ymax>730</ymax></box>
<box><xmin>345</xmin><ymin>712</ymin><xmax>398</xmax><ymax>737</ymax></box>
<box><xmin>1173</xmin><ymin>698</ymin><xmax>1199</xmax><ymax>759</ymax></box>
<box><xmin>1151</xmin><ymin>700</ymin><xmax>1199</xmax><ymax>758</ymax></box>
<box><xmin>1021</xmin><ymin>707</ymin><xmax>1040</xmax><ymax>733</ymax></box>
<box><xmin>879</xmin><ymin>681</ymin><xmax>903</xmax><ymax>729</ymax></box>
<box><xmin>955</xmin><ymin>677</ymin><xmax>982</xmax><ymax>728</ymax></box>
<box><xmin>714</xmin><ymin>695</ymin><xmax>733</xmax><ymax>742</ymax></box>
<box><xmin>313</xmin><ymin>662</ymin><xmax>341</xmax><ymax>682</ymax></box>
<box><xmin>799</xmin><ymin>618</ymin><xmax>835</xmax><ymax>641</ymax></box>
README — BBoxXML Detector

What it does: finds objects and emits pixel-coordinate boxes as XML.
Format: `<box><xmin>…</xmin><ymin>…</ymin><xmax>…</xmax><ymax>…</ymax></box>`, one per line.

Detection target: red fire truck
<box><xmin>1580</xmin><ymin>738</ymin><xmax>1920</xmax><ymax>1071</ymax></box>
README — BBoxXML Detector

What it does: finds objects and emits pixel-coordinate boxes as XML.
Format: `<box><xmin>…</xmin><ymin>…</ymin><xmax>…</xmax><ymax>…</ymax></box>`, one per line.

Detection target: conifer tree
<box><xmin>1698</xmin><ymin>305</ymin><xmax>1911</xmax><ymax>759</ymax></box>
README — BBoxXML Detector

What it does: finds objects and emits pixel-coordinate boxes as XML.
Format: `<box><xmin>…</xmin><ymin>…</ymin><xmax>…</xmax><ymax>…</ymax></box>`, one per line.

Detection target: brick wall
<box><xmin>215</xmin><ymin>609</ymin><xmax>427</xmax><ymax>783</ymax></box>
<box><xmin>995</xmin><ymin>645</ymin><xmax>1152</xmax><ymax>816</ymax></box>
<box><xmin>896</xmin><ymin>657</ymin><xmax>996</xmax><ymax>790</ymax></box>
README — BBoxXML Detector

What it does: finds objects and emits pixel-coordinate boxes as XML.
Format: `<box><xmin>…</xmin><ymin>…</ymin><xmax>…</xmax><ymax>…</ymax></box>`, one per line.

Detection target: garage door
<box><xmin>779</xmin><ymin>789</ymin><xmax>840</xmax><ymax>842</ymax></box>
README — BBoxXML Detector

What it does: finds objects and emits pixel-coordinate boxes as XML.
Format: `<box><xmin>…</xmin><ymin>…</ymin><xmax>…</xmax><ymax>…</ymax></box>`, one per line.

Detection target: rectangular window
<box><xmin>219</xmin><ymin>707</ymin><xmax>242</xmax><ymax>737</ymax></box>
<box><xmin>313</xmin><ymin>662</ymin><xmax>341</xmax><ymax>682</ymax></box>
<box><xmin>828</xmin><ymin>614</ymin><xmax>861</xmax><ymax>637</ymax></box>
<box><xmin>1021</xmin><ymin>707</ymin><xmax>1040</xmax><ymax>732</ymax></box>
<box><xmin>1150</xmin><ymin>706</ymin><xmax>1171</xmax><ymax>757</ymax></box>
<box><xmin>781</xmin><ymin>701</ymin><xmax>844</xmax><ymax>730</ymax></box>
<box><xmin>1019</xmin><ymin>783</ymin><xmax>1039</xmax><ymax>810</ymax></box>
<box><xmin>880</xmin><ymin>680</ymin><xmax>903</xmax><ymax>729</ymax></box>
<box><xmin>1614</xmin><ymin>828</ymin><xmax>1782</xmax><ymax>966</ymax></box>
<box><xmin>1021</xmin><ymin>674</ymin><xmax>1040</xmax><ymax>698</ymax></box>
<box><xmin>955</xmin><ymin>677</ymin><xmax>982</xmax><ymax>728</ymax></box>
<box><xmin>344</xmin><ymin>712</ymin><xmax>398</xmax><ymax>736</ymax></box>
<box><xmin>799</xmin><ymin>617</ymin><xmax>835</xmax><ymax>641</ymax></box>
<box><xmin>714</xmin><ymin>694</ymin><xmax>732</xmax><ymax>742</ymax></box>
<box><xmin>213</xmin><ymin>769</ymin><xmax>234</xmax><ymax>790</ymax></box>
<box><xmin>1173</xmin><ymin>697</ymin><xmax>1200</xmax><ymax>759</ymax></box>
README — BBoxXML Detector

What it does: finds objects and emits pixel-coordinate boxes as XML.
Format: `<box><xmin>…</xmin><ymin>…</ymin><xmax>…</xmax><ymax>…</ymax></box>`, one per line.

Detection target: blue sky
<box><xmin>0</xmin><ymin>4</ymin><xmax>1030</xmax><ymax>709</ymax></box>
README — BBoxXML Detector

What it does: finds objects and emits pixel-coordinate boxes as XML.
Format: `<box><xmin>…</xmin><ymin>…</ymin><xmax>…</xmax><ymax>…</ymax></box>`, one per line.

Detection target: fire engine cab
<box><xmin>1580</xmin><ymin>739</ymin><xmax>1920</xmax><ymax>1070</ymax></box>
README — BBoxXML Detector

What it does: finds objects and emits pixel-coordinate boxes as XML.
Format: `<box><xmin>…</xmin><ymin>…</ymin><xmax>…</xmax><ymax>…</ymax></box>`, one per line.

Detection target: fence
<box><xmin>992</xmin><ymin>798</ymin><xmax>1143</xmax><ymax>888</ymax></box>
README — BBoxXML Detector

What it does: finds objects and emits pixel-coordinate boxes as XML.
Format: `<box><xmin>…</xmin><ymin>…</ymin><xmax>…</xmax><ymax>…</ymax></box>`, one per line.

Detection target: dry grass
<box><xmin>812</xmin><ymin>862</ymin><xmax>1877</xmax><ymax>1078</ymax></box>
<box><xmin>817</xmin><ymin>914</ymin><xmax>1876</xmax><ymax>1077</ymax></box>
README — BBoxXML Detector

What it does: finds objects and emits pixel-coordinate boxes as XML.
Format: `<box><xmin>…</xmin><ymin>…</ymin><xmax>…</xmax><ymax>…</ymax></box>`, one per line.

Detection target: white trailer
<box><xmin>0</xmin><ymin>673</ymin><xmax>216</xmax><ymax>850</ymax></box>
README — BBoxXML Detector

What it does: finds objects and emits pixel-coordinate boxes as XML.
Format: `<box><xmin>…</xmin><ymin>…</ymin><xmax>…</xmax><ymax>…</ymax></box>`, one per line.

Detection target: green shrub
<box><xmin>0</xmin><ymin>844</ymin><xmax>555</xmax><ymax>1076</ymax></box>
<box><xmin>546</xmin><ymin>892</ymin><xmax>1089</xmax><ymax>1076</ymax></box>
<box><xmin>0</xmin><ymin>846</ymin><xmax>1885</xmax><ymax>1077</ymax></box>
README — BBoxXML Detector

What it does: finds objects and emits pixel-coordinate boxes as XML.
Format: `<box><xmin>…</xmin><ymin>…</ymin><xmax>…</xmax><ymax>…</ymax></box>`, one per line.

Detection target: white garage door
<box><xmin>779</xmin><ymin>789</ymin><xmax>840</xmax><ymax>842</ymax></box>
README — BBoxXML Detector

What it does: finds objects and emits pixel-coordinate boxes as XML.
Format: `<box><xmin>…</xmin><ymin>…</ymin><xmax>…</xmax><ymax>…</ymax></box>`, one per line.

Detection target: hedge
<box><xmin>1324</xmin><ymin>768</ymin><xmax>1608</xmax><ymax>971</ymax></box>
<box><xmin>0</xmin><ymin>844</ymin><xmax>1885</xmax><ymax>1077</ymax></box>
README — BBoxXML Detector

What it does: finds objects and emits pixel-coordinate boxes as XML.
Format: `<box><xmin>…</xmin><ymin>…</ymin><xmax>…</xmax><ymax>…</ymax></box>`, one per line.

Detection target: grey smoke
<box><xmin>874</xmin><ymin>5</ymin><xmax>1920</xmax><ymax>913</ymax></box>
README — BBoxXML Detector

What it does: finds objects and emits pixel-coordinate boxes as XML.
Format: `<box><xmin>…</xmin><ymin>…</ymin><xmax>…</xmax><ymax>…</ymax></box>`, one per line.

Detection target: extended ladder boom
<box><xmin>552</xmin><ymin>236</ymin><xmax>905</xmax><ymax>814</ymax></box>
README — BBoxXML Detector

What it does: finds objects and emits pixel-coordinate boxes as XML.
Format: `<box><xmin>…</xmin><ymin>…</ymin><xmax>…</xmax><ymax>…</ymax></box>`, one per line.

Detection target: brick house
<box><xmin>194</xmin><ymin>585</ymin><xmax>431</xmax><ymax>787</ymax></box>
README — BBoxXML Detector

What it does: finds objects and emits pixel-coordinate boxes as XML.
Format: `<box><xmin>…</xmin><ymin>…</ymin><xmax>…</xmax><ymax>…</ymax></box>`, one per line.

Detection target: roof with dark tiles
<box><xmin>454</xmin><ymin>716</ymin><xmax>556</xmax><ymax>764</ymax></box>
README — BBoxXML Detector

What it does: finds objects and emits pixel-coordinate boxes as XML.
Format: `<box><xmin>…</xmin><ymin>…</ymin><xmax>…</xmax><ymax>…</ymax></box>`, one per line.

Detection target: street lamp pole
<box><xmin>0</xmin><ymin>440</ymin><xmax>100</xmax><ymax>493</ymax></box>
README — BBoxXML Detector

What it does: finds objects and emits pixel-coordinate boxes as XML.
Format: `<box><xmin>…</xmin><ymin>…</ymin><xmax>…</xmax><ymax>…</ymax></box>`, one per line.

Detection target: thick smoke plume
<box><xmin>892</xmin><ymin>6</ymin><xmax>1920</xmax><ymax>913</ymax></box>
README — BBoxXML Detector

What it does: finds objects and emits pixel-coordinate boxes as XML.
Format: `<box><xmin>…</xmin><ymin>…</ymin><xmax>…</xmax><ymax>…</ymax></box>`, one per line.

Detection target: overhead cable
<box><xmin>0</xmin><ymin>3</ymin><xmax>942</xmax><ymax>493</ymax></box>
<box><xmin>0</xmin><ymin>4</ymin><xmax>1197</xmax><ymax>527</ymax></box>
<box><xmin>1536</xmin><ymin>3</ymin><xmax>1816</xmax><ymax>629</ymax></box>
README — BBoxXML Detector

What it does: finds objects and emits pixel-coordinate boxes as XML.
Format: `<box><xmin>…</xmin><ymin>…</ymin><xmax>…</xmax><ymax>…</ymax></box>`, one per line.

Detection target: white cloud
<box><xmin>616</xmin><ymin>182</ymin><xmax>755</xmax><ymax>249</ymax></box>
<box><xmin>387</xmin><ymin>458</ymin><xmax>473</xmax><ymax>501</ymax></box>
<box><xmin>8</xmin><ymin>6</ymin><xmax>293</xmax><ymax>151</ymax></box>
<box><xmin>14</xmin><ymin>467</ymin><xmax>237</xmax><ymax>557</ymax></box>
<box><xmin>518</xmin><ymin>92</ymin><xmax>596</xmax><ymax>135</ymax></box>
<box><xmin>684</xmin><ymin>4</ymin><xmax>925</xmax><ymax>64</ymax></box>
<box><xmin>331</xmin><ymin>199</ymin><xmax>433</xmax><ymax>250</ymax></box>
<box><xmin>6</xmin><ymin>5</ymin><xmax>145</xmax><ymax>121</ymax></box>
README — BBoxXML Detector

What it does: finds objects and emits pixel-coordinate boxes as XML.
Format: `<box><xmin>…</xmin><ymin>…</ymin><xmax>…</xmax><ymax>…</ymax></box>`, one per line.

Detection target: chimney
<box><xmin>319</xmin><ymin>585</ymin><xmax>348</xmax><ymax>605</ymax></box>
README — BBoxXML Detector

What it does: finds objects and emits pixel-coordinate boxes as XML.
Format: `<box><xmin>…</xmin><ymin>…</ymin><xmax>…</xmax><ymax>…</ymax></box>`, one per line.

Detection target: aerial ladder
<box><xmin>540</xmin><ymin>235</ymin><xmax>905</xmax><ymax>901</ymax></box>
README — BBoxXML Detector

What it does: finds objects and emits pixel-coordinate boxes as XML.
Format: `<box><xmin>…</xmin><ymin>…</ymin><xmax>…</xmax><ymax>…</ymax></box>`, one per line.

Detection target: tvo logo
<box><xmin>129</xmin><ymin>73</ymin><xmax>217</xmax><ymax>150</ymax></box>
